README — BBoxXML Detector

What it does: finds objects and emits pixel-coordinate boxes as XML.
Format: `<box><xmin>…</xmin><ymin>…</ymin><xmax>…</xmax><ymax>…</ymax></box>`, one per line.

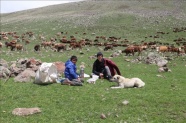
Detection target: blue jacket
<box><xmin>64</xmin><ymin>60</ymin><xmax>78</xmax><ymax>81</ymax></box>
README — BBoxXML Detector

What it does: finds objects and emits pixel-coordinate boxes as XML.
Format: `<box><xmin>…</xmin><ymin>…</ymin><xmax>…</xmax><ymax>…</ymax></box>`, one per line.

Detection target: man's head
<box><xmin>97</xmin><ymin>52</ymin><xmax>103</xmax><ymax>62</ymax></box>
<box><xmin>70</xmin><ymin>56</ymin><xmax>78</xmax><ymax>64</ymax></box>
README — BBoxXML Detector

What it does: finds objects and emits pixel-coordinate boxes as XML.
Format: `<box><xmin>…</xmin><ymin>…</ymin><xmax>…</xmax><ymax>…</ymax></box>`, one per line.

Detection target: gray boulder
<box><xmin>14</xmin><ymin>69</ymin><xmax>36</xmax><ymax>82</ymax></box>
<box><xmin>0</xmin><ymin>66</ymin><xmax>11</xmax><ymax>78</ymax></box>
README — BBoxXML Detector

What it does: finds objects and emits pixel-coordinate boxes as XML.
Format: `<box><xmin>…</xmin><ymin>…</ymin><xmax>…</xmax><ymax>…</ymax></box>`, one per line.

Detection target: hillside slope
<box><xmin>1</xmin><ymin>0</ymin><xmax>186</xmax><ymax>41</ymax></box>
<box><xmin>1</xmin><ymin>0</ymin><xmax>186</xmax><ymax>24</ymax></box>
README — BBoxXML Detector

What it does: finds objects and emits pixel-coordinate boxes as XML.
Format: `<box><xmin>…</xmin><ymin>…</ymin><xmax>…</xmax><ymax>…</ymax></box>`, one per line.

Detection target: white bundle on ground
<box><xmin>87</xmin><ymin>74</ymin><xmax>99</xmax><ymax>84</ymax></box>
<box><xmin>34</xmin><ymin>62</ymin><xmax>58</xmax><ymax>84</ymax></box>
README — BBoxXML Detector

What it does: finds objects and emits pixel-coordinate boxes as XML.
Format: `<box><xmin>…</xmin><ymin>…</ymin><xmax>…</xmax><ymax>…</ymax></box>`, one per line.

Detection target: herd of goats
<box><xmin>0</xmin><ymin>27</ymin><xmax>186</xmax><ymax>57</ymax></box>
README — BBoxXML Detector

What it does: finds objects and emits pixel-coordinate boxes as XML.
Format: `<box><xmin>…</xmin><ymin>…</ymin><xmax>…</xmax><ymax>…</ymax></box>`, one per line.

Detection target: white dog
<box><xmin>110</xmin><ymin>75</ymin><xmax>145</xmax><ymax>89</ymax></box>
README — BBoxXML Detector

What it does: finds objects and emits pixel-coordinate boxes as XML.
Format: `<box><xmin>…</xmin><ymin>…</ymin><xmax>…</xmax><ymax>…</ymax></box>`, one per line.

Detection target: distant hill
<box><xmin>1</xmin><ymin>0</ymin><xmax>186</xmax><ymax>41</ymax></box>
<box><xmin>2</xmin><ymin>0</ymin><xmax>186</xmax><ymax>23</ymax></box>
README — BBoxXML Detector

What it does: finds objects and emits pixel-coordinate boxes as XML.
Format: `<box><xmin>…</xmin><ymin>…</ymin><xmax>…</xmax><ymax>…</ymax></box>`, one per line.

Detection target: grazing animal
<box><xmin>156</xmin><ymin>46</ymin><xmax>168</xmax><ymax>53</ymax></box>
<box><xmin>110</xmin><ymin>75</ymin><xmax>145</xmax><ymax>89</ymax></box>
<box><xmin>122</xmin><ymin>47</ymin><xmax>135</xmax><ymax>56</ymax></box>
<box><xmin>69</xmin><ymin>42</ymin><xmax>82</xmax><ymax>49</ymax></box>
<box><xmin>2</xmin><ymin>36</ymin><xmax>9</xmax><ymax>40</ymax></box>
<box><xmin>123</xmin><ymin>45</ymin><xmax>143</xmax><ymax>56</ymax></box>
<box><xmin>41</xmin><ymin>41</ymin><xmax>53</xmax><ymax>49</ymax></box>
<box><xmin>132</xmin><ymin>45</ymin><xmax>143</xmax><ymax>56</ymax></box>
<box><xmin>53</xmin><ymin>43</ymin><xmax>66</xmax><ymax>52</ymax></box>
<box><xmin>104</xmin><ymin>45</ymin><xmax>113</xmax><ymax>51</ymax></box>
<box><xmin>5</xmin><ymin>42</ymin><xmax>13</xmax><ymax>48</ymax></box>
<box><xmin>168</xmin><ymin>47</ymin><xmax>181</xmax><ymax>55</ymax></box>
<box><xmin>183</xmin><ymin>46</ymin><xmax>186</xmax><ymax>53</ymax></box>
<box><xmin>34</xmin><ymin>44</ymin><xmax>40</xmax><ymax>51</ymax></box>
<box><xmin>5</xmin><ymin>40</ymin><xmax>17</xmax><ymax>51</ymax></box>
<box><xmin>8</xmin><ymin>43</ymin><xmax>17</xmax><ymax>51</ymax></box>
<box><xmin>16</xmin><ymin>44</ymin><xmax>23</xmax><ymax>51</ymax></box>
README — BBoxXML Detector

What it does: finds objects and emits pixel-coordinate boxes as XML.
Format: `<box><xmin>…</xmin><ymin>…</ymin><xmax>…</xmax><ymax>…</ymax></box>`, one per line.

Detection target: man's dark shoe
<box><xmin>108</xmin><ymin>76</ymin><xmax>113</xmax><ymax>82</ymax></box>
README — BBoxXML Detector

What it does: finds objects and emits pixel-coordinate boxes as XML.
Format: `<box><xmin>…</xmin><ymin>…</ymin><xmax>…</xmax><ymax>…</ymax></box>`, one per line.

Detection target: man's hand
<box><xmin>99</xmin><ymin>73</ymin><xmax>104</xmax><ymax>78</ymax></box>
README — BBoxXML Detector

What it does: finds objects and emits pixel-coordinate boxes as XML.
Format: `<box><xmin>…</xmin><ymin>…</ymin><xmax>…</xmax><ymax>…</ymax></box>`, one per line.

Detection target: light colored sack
<box><xmin>34</xmin><ymin>62</ymin><xmax>58</xmax><ymax>84</ymax></box>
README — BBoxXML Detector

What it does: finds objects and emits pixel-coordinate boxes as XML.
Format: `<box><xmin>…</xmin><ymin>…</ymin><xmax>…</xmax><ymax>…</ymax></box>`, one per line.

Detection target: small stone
<box><xmin>12</xmin><ymin>107</ymin><xmax>41</xmax><ymax>116</ymax></box>
<box><xmin>156</xmin><ymin>74</ymin><xmax>163</xmax><ymax>77</ymax></box>
<box><xmin>122</xmin><ymin>100</ymin><xmax>129</xmax><ymax>105</ymax></box>
<box><xmin>100</xmin><ymin>113</ymin><xmax>106</xmax><ymax>119</ymax></box>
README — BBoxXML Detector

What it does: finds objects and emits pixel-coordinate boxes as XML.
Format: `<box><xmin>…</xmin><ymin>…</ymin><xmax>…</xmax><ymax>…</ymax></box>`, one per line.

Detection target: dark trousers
<box><xmin>71</xmin><ymin>79</ymin><xmax>83</xmax><ymax>86</ymax></box>
<box><xmin>102</xmin><ymin>66</ymin><xmax>112</xmax><ymax>80</ymax></box>
<box><xmin>61</xmin><ymin>78</ymin><xmax>83</xmax><ymax>86</ymax></box>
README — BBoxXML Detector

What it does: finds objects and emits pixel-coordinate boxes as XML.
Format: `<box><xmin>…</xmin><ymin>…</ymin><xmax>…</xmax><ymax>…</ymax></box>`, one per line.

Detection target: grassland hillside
<box><xmin>1</xmin><ymin>0</ymin><xmax>186</xmax><ymax>40</ymax></box>
<box><xmin>1</xmin><ymin>0</ymin><xmax>186</xmax><ymax>123</ymax></box>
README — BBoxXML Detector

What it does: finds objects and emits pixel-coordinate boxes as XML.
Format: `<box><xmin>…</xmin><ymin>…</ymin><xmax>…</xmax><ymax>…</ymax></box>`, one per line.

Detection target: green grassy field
<box><xmin>1</xmin><ymin>0</ymin><xmax>186</xmax><ymax>122</ymax></box>
<box><xmin>1</xmin><ymin>57</ymin><xmax>186</xmax><ymax>123</ymax></box>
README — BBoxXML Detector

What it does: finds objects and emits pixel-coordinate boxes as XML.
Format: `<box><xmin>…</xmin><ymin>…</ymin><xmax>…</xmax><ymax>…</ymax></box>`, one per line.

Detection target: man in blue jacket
<box><xmin>64</xmin><ymin>56</ymin><xmax>83</xmax><ymax>85</ymax></box>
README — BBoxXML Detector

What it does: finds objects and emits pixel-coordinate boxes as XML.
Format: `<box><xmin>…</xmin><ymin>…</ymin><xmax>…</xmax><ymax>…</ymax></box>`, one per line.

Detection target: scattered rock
<box><xmin>12</xmin><ymin>107</ymin><xmax>41</xmax><ymax>116</ymax></box>
<box><xmin>0</xmin><ymin>59</ymin><xmax>9</xmax><ymax>68</ymax></box>
<box><xmin>125</xmin><ymin>59</ymin><xmax>131</xmax><ymax>62</ymax></box>
<box><xmin>110</xmin><ymin>52</ymin><xmax>120</xmax><ymax>57</ymax></box>
<box><xmin>158</xmin><ymin>66</ymin><xmax>171</xmax><ymax>73</ymax></box>
<box><xmin>0</xmin><ymin>66</ymin><xmax>11</xmax><ymax>78</ymax></box>
<box><xmin>156</xmin><ymin>74</ymin><xmax>164</xmax><ymax>77</ymax></box>
<box><xmin>122</xmin><ymin>100</ymin><xmax>129</xmax><ymax>105</ymax></box>
<box><xmin>14</xmin><ymin>68</ymin><xmax>36</xmax><ymax>82</ymax></box>
<box><xmin>100</xmin><ymin>113</ymin><xmax>106</xmax><ymax>119</ymax></box>
<box><xmin>145</xmin><ymin>52</ymin><xmax>168</xmax><ymax>66</ymax></box>
<box><xmin>54</xmin><ymin>61</ymin><xmax>65</xmax><ymax>74</ymax></box>
<box><xmin>89</xmin><ymin>55</ymin><xmax>96</xmax><ymax>59</ymax></box>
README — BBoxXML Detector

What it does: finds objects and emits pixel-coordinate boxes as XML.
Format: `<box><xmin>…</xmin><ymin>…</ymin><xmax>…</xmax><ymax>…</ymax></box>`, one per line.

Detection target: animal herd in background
<box><xmin>0</xmin><ymin>27</ymin><xmax>186</xmax><ymax>57</ymax></box>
